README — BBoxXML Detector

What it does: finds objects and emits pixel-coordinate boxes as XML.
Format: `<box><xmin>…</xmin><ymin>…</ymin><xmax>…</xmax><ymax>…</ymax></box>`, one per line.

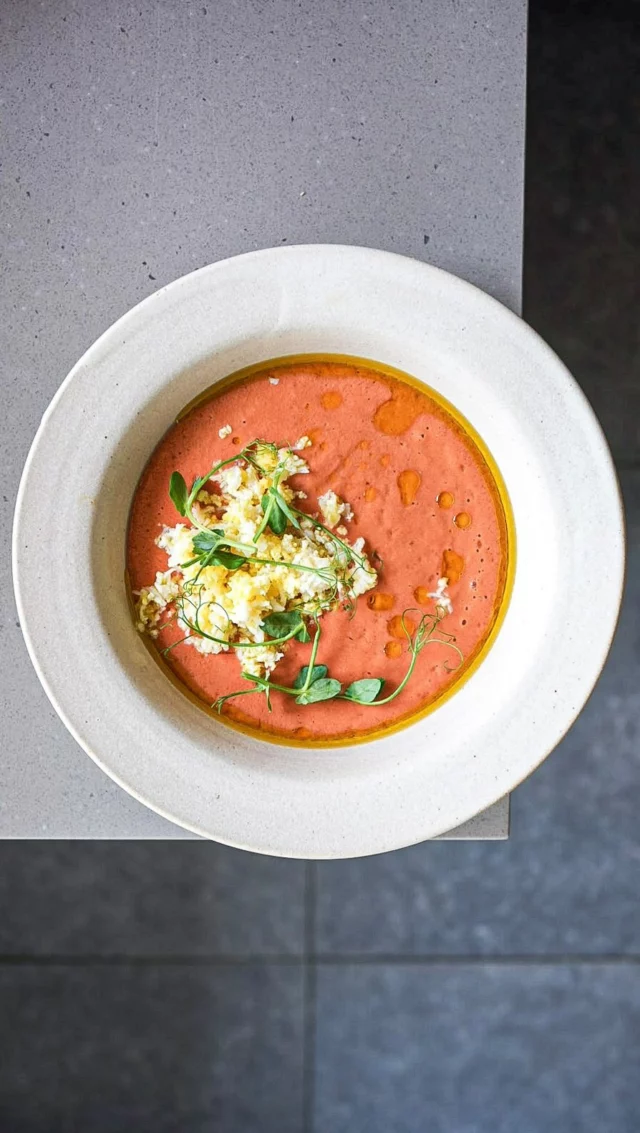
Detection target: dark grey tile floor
<box><xmin>2</xmin><ymin>3</ymin><xmax>639</xmax><ymax>1131</ymax></box>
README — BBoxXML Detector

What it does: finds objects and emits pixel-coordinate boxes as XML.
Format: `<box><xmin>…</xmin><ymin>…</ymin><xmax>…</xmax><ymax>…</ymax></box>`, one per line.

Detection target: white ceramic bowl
<box><xmin>13</xmin><ymin>245</ymin><xmax>624</xmax><ymax>857</ymax></box>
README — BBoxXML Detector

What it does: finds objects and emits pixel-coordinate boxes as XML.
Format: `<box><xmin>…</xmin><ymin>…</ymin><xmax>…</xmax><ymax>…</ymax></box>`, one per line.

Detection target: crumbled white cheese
<box><xmin>136</xmin><ymin>443</ymin><xmax>378</xmax><ymax>678</ymax></box>
<box><xmin>218</xmin><ymin>424</ymin><xmax>233</xmax><ymax>438</ymax></box>
<box><xmin>318</xmin><ymin>489</ymin><xmax>352</xmax><ymax>529</ymax></box>
<box><xmin>135</xmin><ymin>570</ymin><xmax>182</xmax><ymax>636</ymax></box>
<box><xmin>336</xmin><ymin>525</ymin><xmax>348</xmax><ymax>536</ymax></box>
<box><xmin>294</xmin><ymin>436</ymin><xmax>312</xmax><ymax>450</ymax></box>
<box><xmin>269</xmin><ymin>377</ymin><xmax>279</xmax><ymax>385</ymax></box>
<box><xmin>157</xmin><ymin>524</ymin><xmax>196</xmax><ymax>569</ymax></box>
<box><xmin>428</xmin><ymin>576</ymin><xmax>453</xmax><ymax>615</ymax></box>
<box><xmin>278</xmin><ymin>447</ymin><xmax>309</xmax><ymax>475</ymax></box>
<box><xmin>242</xmin><ymin>644</ymin><xmax>285</xmax><ymax>678</ymax></box>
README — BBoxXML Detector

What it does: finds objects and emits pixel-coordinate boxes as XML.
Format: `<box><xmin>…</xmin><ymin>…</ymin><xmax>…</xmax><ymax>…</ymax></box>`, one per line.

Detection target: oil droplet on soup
<box><xmin>364</xmin><ymin>485</ymin><xmax>377</xmax><ymax>502</ymax></box>
<box><xmin>373</xmin><ymin>386</ymin><xmax>424</xmax><ymax>435</ymax></box>
<box><xmin>413</xmin><ymin>586</ymin><xmax>431</xmax><ymax>606</ymax></box>
<box><xmin>397</xmin><ymin>469</ymin><xmax>421</xmax><ymax>507</ymax></box>
<box><xmin>367</xmin><ymin>592</ymin><xmax>395</xmax><ymax>612</ymax></box>
<box><xmin>388</xmin><ymin>614</ymin><xmax>416</xmax><ymax>639</ymax></box>
<box><xmin>321</xmin><ymin>390</ymin><xmax>342</xmax><ymax>410</ymax></box>
<box><xmin>454</xmin><ymin>511</ymin><xmax>472</xmax><ymax>529</ymax></box>
<box><xmin>437</xmin><ymin>491</ymin><xmax>454</xmax><ymax>509</ymax></box>
<box><xmin>385</xmin><ymin>640</ymin><xmax>403</xmax><ymax>659</ymax></box>
<box><xmin>442</xmin><ymin>548</ymin><xmax>464</xmax><ymax>584</ymax></box>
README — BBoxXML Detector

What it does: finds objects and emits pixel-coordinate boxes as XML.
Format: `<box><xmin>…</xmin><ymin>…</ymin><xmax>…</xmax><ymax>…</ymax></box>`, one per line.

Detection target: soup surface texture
<box><xmin>127</xmin><ymin>357</ymin><xmax>510</xmax><ymax>743</ymax></box>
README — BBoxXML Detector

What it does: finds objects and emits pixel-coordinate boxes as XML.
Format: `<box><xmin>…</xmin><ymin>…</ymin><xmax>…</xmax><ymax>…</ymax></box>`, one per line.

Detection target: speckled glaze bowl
<box><xmin>13</xmin><ymin>246</ymin><xmax>624</xmax><ymax>857</ymax></box>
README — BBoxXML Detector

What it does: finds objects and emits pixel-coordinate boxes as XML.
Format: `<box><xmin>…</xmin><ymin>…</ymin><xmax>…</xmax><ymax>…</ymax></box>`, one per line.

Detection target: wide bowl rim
<box><xmin>12</xmin><ymin>244</ymin><xmax>626</xmax><ymax>855</ymax></box>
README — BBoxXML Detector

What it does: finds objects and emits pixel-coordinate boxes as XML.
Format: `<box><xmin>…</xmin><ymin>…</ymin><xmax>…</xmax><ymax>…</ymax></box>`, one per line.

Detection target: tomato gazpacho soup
<box><xmin>128</xmin><ymin>356</ymin><xmax>512</xmax><ymax>744</ymax></box>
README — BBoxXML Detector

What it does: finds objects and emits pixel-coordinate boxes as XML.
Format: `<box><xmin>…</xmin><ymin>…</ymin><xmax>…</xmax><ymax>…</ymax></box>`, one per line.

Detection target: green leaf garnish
<box><xmin>192</xmin><ymin>529</ymin><xmax>224</xmax><ymax>554</ymax></box>
<box><xmin>261</xmin><ymin>610</ymin><xmax>309</xmax><ymax>642</ymax></box>
<box><xmin>189</xmin><ymin>530</ymin><xmax>245</xmax><ymax>570</ymax></box>
<box><xmin>270</xmin><ymin>503</ymin><xmax>288</xmax><ymax>535</ymax></box>
<box><xmin>209</xmin><ymin>549</ymin><xmax>246</xmax><ymax>570</ymax></box>
<box><xmin>271</xmin><ymin>491</ymin><xmax>302</xmax><ymax>530</ymax></box>
<box><xmin>169</xmin><ymin>471</ymin><xmax>188</xmax><ymax>516</ymax></box>
<box><xmin>260</xmin><ymin>490</ymin><xmax>288</xmax><ymax>535</ymax></box>
<box><xmin>295</xmin><ymin>677</ymin><xmax>342</xmax><ymax>705</ymax></box>
<box><xmin>343</xmin><ymin>677</ymin><xmax>385</xmax><ymax>703</ymax></box>
<box><xmin>293</xmin><ymin>664</ymin><xmax>328</xmax><ymax>690</ymax></box>
<box><xmin>261</xmin><ymin>610</ymin><xmax>300</xmax><ymax>634</ymax></box>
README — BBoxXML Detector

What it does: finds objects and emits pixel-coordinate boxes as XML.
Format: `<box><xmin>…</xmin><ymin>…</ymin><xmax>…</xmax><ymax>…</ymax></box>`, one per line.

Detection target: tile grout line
<box><xmin>0</xmin><ymin>952</ymin><xmax>638</xmax><ymax>966</ymax></box>
<box><xmin>302</xmin><ymin>861</ymin><xmax>317</xmax><ymax>1133</ymax></box>
<box><xmin>0</xmin><ymin>953</ymin><xmax>304</xmax><ymax>966</ymax></box>
<box><xmin>312</xmin><ymin>953</ymin><xmax>640</xmax><ymax>966</ymax></box>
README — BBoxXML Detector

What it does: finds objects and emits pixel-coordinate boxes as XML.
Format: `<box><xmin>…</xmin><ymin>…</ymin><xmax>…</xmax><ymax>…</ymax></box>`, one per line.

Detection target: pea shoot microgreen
<box><xmin>165</xmin><ymin>438</ymin><xmax>373</xmax><ymax>630</ymax></box>
<box><xmin>169</xmin><ymin>471</ymin><xmax>188</xmax><ymax>516</ymax></box>
<box><xmin>292</xmin><ymin>664</ymin><xmax>328</xmax><ymax>689</ymax></box>
<box><xmin>213</xmin><ymin>608</ymin><xmax>463</xmax><ymax>715</ymax></box>
<box><xmin>261</xmin><ymin>610</ymin><xmax>311</xmax><ymax>643</ymax></box>
<box><xmin>342</xmin><ymin>678</ymin><xmax>384</xmax><ymax>703</ymax></box>
<box><xmin>152</xmin><ymin>438</ymin><xmax>463</xmax><ymax>720</ymax></box>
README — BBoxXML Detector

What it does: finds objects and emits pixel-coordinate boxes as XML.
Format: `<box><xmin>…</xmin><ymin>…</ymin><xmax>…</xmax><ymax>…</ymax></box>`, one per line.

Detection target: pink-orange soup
<box><xmin>127</xmin><ymin>358</ymin><xmax>510</xmax><ymax>743</ymax></box>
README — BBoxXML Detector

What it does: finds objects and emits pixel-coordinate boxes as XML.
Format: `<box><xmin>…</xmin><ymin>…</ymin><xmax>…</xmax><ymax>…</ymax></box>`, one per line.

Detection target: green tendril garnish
<box><xmin>144</xmin><ymin>437</ymin><xmax>464</xmax><ymax>719</ymax></box>
<box><xmin>213</xmin><ymin>608</ymin><xmax>463</xmax><ymax>714</ymax></box>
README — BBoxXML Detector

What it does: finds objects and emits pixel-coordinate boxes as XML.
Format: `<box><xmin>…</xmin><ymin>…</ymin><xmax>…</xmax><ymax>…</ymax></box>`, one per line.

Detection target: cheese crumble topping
<box><xmin>135</xmin><ymin>441</ymin><xmax>377</xmax><ymax>678</ymax></box>
<box><xmin>428</xmin><ymin>576</ymin><xmax>453</xmax><ymax>615</ymax></box>
<box><xmin>317</xmin><ymin>490</ymin><xmax>353</xmax><ymax>529</ymax></box>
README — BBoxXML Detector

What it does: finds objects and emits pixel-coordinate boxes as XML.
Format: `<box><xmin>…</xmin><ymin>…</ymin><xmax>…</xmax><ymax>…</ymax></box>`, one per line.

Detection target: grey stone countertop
<box><xmin>1</xmin><ymin>0</ymin><xmax>526</xmax><ymax>840</ymax></box>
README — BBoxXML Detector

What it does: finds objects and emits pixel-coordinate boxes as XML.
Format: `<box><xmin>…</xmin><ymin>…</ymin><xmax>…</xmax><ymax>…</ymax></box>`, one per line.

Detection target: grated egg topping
<box><xmin>135</xmin><ymin>440</ymin><xmax>378</xmax><ymax>678</ymax></box>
